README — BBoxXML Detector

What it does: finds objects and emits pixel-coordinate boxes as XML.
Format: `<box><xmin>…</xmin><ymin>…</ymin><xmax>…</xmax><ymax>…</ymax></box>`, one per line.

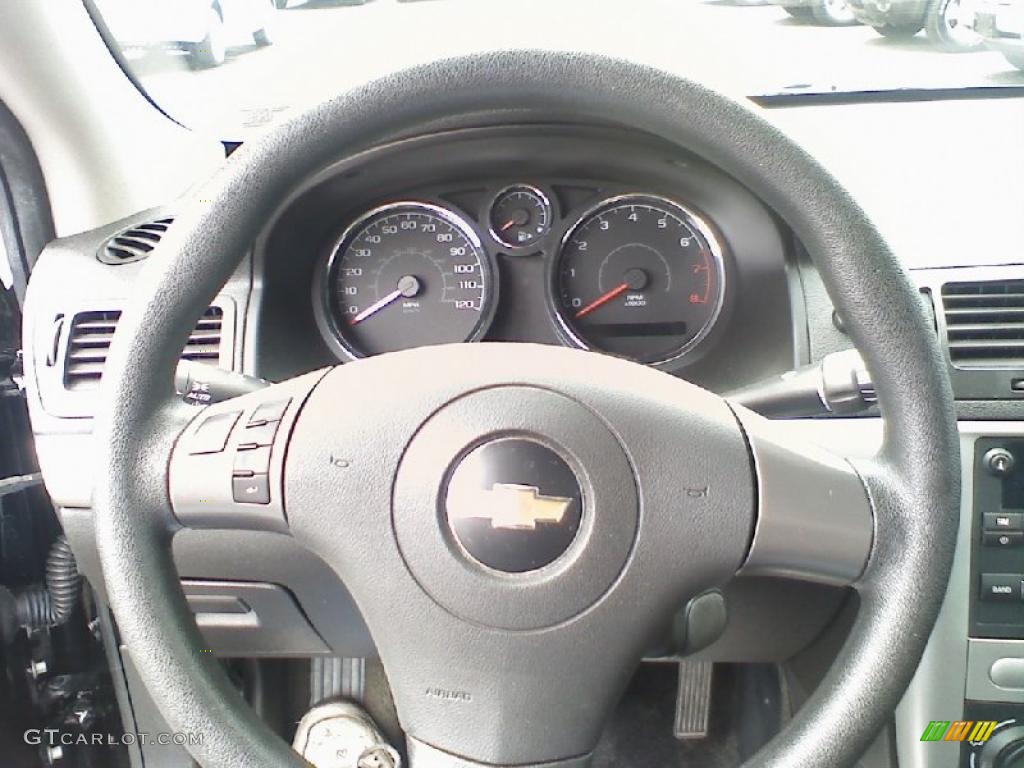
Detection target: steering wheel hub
<box><xmin>384</xmin><ymin>381</ymin><xmax>640</xmax><ymax>631</ymax></box>
<box><xmin>444</xmin><ymin>436</ymin><xmax>585</xmax><ymax>574</ymax></box>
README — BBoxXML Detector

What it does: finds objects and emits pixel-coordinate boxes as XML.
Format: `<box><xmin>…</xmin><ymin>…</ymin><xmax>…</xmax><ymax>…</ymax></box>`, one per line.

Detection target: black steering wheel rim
<box><xmin>92</xmin><ymin>50</ymin><xmax>959</xmax><ymax>768</ymax></box>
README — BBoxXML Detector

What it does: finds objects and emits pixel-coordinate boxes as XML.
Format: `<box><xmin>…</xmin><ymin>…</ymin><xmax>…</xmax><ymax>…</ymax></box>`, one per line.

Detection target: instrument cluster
<box><xmin>313</xmin><ymin>183</ymin><xmax>729</xmax><ymax>371</ymax></box>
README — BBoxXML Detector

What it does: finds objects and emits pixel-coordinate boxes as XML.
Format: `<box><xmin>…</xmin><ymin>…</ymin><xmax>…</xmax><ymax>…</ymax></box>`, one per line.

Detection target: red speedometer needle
<box><xmin>574</xmin><ymin>282</ymin><xmax>629</xmax><ymax>320</ymax></box>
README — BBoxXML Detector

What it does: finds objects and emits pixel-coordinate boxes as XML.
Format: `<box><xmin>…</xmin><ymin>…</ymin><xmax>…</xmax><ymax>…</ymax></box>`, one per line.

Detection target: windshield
<box><xmin>90</xmin><ymin>0</ymin><xmax>1024</xmax><ymax>137</ymax></box>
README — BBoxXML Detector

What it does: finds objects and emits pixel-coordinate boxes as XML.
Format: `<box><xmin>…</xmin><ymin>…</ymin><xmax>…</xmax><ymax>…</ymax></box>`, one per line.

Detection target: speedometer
<box><xmin>552</xmin><ymin>195</ymin><xmax>726</xmax><ymax>366</ymax></box>
<box><xmin>320</xmin><ymin>202</ymin><xmax>495</xmax><ymax>359</ymax></box>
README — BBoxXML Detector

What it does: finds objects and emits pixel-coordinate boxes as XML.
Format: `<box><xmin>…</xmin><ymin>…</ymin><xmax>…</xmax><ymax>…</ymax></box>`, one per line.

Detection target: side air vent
<box><xmin>64</xmin><ymin>306</ymin><xmax>225</xmax><ymax>390</ymax></box>
<box><xmin>97</xmin><ymin>217</ymin><xmax>174</xmax><ymax>265</ymax></box>
<box><xmin>942</xmin><ymin>281</ymin><xmax>1024</xmax><ymax>368</ymax></box>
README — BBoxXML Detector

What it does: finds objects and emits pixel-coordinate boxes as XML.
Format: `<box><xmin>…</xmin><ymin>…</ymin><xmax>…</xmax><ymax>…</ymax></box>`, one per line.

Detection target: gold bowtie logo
<box><xmin>448</xmin><ymin>483</ymin><xmax>573</xmax><ymax>531</ymax></box>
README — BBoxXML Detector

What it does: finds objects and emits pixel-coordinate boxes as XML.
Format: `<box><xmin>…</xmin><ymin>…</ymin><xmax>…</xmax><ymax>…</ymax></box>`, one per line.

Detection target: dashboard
<box><xmin>20</xmin><ymin>106</ymin><xmax>1024</xmax><ymax>768</ymax></box>
<box><xmin>254</xmin><ymin>125</ymin><xmax>797</xmax><ymax>390</ymax></box>
<box><xmin>22</xmin><ymin>118</ymin><xmax>820</xmax><ymax>671</ymax></box>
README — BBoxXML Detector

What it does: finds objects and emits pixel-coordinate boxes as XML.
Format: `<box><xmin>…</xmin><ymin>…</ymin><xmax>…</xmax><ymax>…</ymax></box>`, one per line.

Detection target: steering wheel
<box><xmin>92</xmin><ymin>51</ymin><xmax>959</xmax><ymax>768</ymax></box>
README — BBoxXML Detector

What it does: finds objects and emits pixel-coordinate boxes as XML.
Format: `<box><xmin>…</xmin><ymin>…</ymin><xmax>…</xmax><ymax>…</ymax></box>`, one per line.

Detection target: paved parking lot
<box><xmin>125</xmin><ymin>0</ymin><xmax>1024</xmax><ymax>136</ymax></box>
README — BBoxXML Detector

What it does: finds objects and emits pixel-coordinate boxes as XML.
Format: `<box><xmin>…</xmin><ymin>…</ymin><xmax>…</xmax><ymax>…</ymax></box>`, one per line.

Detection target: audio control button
<box><xmin>985</xmin><ymin>512</ymin><xmax>1024</xmax><ymax>532</ymax></box>
<box><xmin>187</xmin><ymin>410</ymin><xmax>241</xmax><ymax>455</ymax></box>
<box><xmin>238</xmin><ymin>420</ymin><xmax>279</xmax><ymax>448</ymax></box>
<box><xmin>980</xmin><ymin>573</ymin><xmax>1024</xmax><ymax>602</ymax></box>
<box><xmin>249</xmin><ymin>398</ymin><xmax>291</xmax><ymax>426</ymax></box>
<box><xmin>234</xmin><ymin>445</ymin><xmax>272</xmax><ymax>476</ymax></box>
<box><xmin>232</xmin><ymin>474</ymin><xmax>270</xmax><ymax>505</ymax></box>
<box><xmin>984</xmin><ymin>531</ymin><xmax>1024</xmax><ymax>548</ymax></box>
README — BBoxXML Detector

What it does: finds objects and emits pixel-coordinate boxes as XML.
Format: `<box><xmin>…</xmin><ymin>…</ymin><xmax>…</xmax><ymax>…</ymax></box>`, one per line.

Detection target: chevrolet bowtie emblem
<box><xmin>448</xmin><ymin>483</ymin><xmax>573</xmax><ymax>531</ymax></box>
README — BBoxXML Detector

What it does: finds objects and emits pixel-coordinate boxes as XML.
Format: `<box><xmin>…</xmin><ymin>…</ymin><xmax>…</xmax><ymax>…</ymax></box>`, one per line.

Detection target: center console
<box><xmin>962</xmin><ymin>440</ymin><xmax>1024</xmax><ymax>767</ymax></box>
<box><xmin>971</xmin><ymin>440</ymin><xmax>1024</xmax><ymax>638</ymax></box>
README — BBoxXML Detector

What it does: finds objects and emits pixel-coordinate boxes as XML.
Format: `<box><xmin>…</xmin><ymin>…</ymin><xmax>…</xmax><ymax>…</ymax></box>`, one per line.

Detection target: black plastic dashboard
<box><xmin>254</xmin><ymin>124</ymin><xmax>798</xmax><ymax>391</ymax></box>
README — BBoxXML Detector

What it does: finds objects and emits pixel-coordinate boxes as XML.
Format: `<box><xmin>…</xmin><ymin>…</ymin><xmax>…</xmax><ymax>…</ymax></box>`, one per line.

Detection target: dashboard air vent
<box><xmin>97</xmin><ymin>217</ymin><xmax>174</xmax><ymax>265</ymax></box>
<box><xmin>942</xmin><ymin>280</ymin><xmax>1024</xmax><ymax>368</ymax></box>
<box><xmin>64</xmin><ymin>306</ymin><xmax>224</xmax><ymax>390</ymax></box>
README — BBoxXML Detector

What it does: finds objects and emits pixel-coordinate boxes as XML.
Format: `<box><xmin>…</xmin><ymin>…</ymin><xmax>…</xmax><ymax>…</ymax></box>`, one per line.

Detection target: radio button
<box><xmin>984</xmin><ymin>531</ymin><xmax>1024</xmax><ymax>548</ymax></box>
<box><xmin>984</xmin><ymin>512</ymin><xmax>1024</xmax><ymax>532</ymax></box>
<box><xmin>980</xmin><ymin>573</ymin><xmax>1024</xmax><ymax>602</ymax></box>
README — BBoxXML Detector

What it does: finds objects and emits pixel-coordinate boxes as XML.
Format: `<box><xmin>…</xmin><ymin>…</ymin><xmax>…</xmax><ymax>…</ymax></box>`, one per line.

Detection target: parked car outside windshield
<box><xmin>88</xmin><ymin>0</ymin><xmax>1024</xmax><ymax>137</ymax></box>
<box><xmin>99</xmin><ymin>0</ymin><xmax>275</xmax><ymax>69</ymax></box>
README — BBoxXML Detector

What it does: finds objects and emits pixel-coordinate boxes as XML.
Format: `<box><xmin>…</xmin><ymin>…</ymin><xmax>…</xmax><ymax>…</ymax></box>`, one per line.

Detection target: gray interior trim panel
<box><xmin>895</xmin><ymin>425</ymin><xmax>1021</xmax><ymax>768</ymax></box>
<box><xmin>733</xmin><ymin>408</ymin><xmax>873</xmax><ymax>585</ymax></box>
<box><xmin>967</xmin><ymin>639</ymin><xmax>1024</xmax><ymax>703</ymax></box>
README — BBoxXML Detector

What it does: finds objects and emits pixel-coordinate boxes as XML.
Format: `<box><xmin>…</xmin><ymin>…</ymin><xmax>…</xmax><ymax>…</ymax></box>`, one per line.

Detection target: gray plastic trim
<box><xmin>894</xmin><ymin>427</ymin><xmax>993</xmax><ymax>768</ymax></box>
<box><xmin>732</xmin><ymin>406</ymin><xmax>874</xmax><ymax>586</ymax></box>
<box><xmin>182</xmin><ymin>580</ymin><xmax>330</xmax><ymax>657</ymax></box>
<box><xmin>967</xmin><ymin>639</ymin><xmax>1024</xmax><ymax>704</ymax></box>
<box><xmin>97</xmin><ymin>602</ymin><xmax>146</xmax><ymax>768</ymax></box>
<box><xmin>120</xmin><ymin>650</ymin><xmax>195</xmax><ymax>768</ymax></box>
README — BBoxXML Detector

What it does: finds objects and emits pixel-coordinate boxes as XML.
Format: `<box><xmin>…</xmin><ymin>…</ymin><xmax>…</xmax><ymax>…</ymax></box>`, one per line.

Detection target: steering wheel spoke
<box><xmin>730</xmin><ymin>406</ymin><xmax>875</xmax><ymax>587</ymax></box>
<box><xmin>169</xmin><ymin>370</ymin><xmax>328</xmax><ymax>532</ymax></box>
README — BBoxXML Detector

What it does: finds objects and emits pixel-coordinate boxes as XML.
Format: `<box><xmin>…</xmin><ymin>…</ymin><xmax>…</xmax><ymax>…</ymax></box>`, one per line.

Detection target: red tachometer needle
<box><xmin>574</xmin><ymin>282</ymin><xmax>629</xmax><ymax>320</ymax></box>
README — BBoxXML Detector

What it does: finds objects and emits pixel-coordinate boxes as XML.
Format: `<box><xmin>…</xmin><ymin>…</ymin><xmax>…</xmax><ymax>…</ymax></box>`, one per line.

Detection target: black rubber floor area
<box><xmin>591</xmin><ymin>663</ymin><xmax>782</xmax><ymax>768</ymax></box>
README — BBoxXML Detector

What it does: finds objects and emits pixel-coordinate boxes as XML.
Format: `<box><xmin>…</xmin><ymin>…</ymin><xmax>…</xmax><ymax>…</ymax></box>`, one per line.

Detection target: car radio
<box><xmin>971</xmin><ymin>439</ymin><xmax>1024</xmax><ymax>639</ymax></box>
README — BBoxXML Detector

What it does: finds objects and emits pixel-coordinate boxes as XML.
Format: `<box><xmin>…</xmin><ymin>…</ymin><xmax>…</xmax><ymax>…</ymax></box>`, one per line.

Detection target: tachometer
<box><xmin>321</xmin><ymin>202</ymin><xmax>495</xmax><ymax>358</ymax></box>
<box><xmin>552</xmin><ymin>195</ymin><xmax>726</xmax><ymax>366</ymax></box>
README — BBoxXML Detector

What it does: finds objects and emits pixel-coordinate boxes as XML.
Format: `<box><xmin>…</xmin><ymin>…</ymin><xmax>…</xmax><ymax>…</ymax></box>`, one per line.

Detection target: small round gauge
<box><xmin>488</xmin><ymin>185</ymin><xmax>552</xmax><ymax>250</ymax></box>
<box><xmin>552</xmin><ymin>194</ymin><xmax>726</xmax><ymax>366</ymax></box>
<box><xmin>321</xmin><ymin>202</ymin><xmax>494</xmax><ymax>358</ymax></box>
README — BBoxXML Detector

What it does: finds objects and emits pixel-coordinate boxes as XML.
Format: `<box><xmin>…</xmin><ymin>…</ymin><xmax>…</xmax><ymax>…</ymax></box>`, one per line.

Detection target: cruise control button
<box><xmin>249</xmin><ymin>399</ymin><xmax>290</xmax><ymax>426</ymax></box>
<box><xmin>984</xmin><ymin>531</ymin><xmax>1024</xmax><ymax>548</ymax></box>
<box><xmin>234</xmin><ymin>445</ymin><xmax>272</xmax><ymax>476</ymax></box>
<box><xmin>984</xmin><ymin>512</ymin><xmax>1024</xmax><ymax>532</ymax></box>
<box><xmin>238</xmin><ymin>420</ymin><xmax>280</xmax><ymax>448</ymax></box>
<box><xmin>980</xmin><ymin>573</ymin><xmax>1024</xmax><ymax>602</ymax></box>
<box><xmin>188</xmin><ymin>411</ymin><xmax>241</xmax><ymax>455</ymax></box>
<box><xmin>232</xmin><ymin>474</ymin><xmax>270</xmax><ymax>505</ymax></box>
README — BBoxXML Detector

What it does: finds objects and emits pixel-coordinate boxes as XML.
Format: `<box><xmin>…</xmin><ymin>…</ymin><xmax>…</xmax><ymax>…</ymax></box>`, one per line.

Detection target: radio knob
<box><xmin>985</xmin><ymin>448</ymin><xmax>1016</xmax><ymax>477</ymax></box>
<box><xmin>978</xmin><ymin>724</ymin><xmax>1024</xmax><ymax>768</ymax></box>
